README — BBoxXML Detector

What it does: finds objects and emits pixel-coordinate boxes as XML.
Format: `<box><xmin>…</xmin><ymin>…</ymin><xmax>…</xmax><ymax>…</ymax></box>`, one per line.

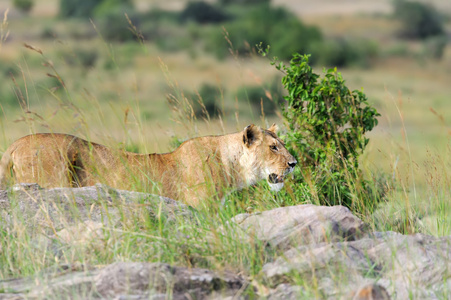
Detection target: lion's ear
<box><xmin>243</xmin><ymin>124</ymin><xmax>262</xmax><ymax>147</ymax></box>
<box><xmin>268</xmin><ymin>123</ymin><xmax>278</xmax><ymax>133</ymax></box>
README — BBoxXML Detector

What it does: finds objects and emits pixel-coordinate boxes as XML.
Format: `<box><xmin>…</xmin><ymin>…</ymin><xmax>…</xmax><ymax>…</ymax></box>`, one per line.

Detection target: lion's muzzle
<box><xmin>267</xmin><ymin>159</ymin><xmax>297</xmax><ymax>192</ymax></box>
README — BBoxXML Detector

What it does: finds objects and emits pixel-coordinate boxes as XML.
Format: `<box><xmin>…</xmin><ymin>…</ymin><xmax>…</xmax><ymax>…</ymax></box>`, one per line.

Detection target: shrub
<box><xmin>59</xmin><ymin>0</ymin><xmax>102</xmax><ymax>18</ymax></box>
<box><xmin>235</xmin><ymin>78</ymin><xmax>282</xmax><ymax>116</ymax></box>
<box><xmin>312</xmin><ymin>38</ymin><xmax>379</xmax><ymax>68</ymax></box>
<box><xmin>207</xmin><ymin>4</ymin><xmax>321</xmax><ymax>60</ymax></box>
<box><xmin>96</xmin><ymin>7</ymin><xmax>139</xmax><ymax>42</ymax></box>
<box><xmin>219</xmin><ymin>0</ymin><xmax>270</xmax><ymax>5</ymax></box>
<box><xmin>189</xmin><ymin>83</ymin><xmax>222</xmax><ymax>119</ymax></box>
<box><xmin>59</xmin><ymin>0</ymin><xmax>133</xmax><ymax>19</ymax></box>
<box><xmin>93</xmin><ymin>0</ymin><xmax>133</xmax><ymax>17</ymax></box>
<box><xmin>268</xmin><ymin>16</ymin><xmax>322</xmax><ymax>61</ymax></box>
<box><xmin>74</xmin><ymin>49</ymin><xmax>99</xmax><ymax>68</ymax></box>
<box><xmin>423</xmin><ymin>35</ymin><xmax>448</xmax><ymax>60</ymax></box>
<box><xmin>180</xmin><ymin>1</ymin><xmax>229</xmax><ymax>24</ymax></box>
<box><xmin>13</xmin><ymin>0</ymin><xmax>34</xmax><ymax>13</ymax></box>
<box><xmin>275</xmin><ymin>54</ymin><xmax>381</xmax><ymax>213</ymax></box>
<box><xmin>40</xmin><ymin>27</ymin><xmax>57</xmax><ymax>39</ymax></box>
<box><xmin>393</xmin><ymin>0</ymin><xmax>444</xmax><ymax>39</ymax></box>
<box><xmin>139</xmin><ymin>9</ymin><xmax>179</xmax><ymax>41</ymax></box>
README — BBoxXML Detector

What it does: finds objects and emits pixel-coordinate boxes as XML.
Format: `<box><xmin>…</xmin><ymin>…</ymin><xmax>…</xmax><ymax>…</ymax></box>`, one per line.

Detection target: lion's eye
<box><xmin>270</xmin><ymin>145</ymin><xmax>278</xmax><ymax>151</ymax></box>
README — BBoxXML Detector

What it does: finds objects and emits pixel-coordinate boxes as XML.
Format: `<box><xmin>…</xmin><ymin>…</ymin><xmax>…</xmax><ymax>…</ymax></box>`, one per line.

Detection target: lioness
<box><xmin>0</xmin><ymin>124</ymin><xmax>296</xmax><ymax>206</ymax></box>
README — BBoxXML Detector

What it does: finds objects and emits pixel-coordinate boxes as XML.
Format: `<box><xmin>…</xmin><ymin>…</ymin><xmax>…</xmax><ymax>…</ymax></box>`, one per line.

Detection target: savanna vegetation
<box><xmin>1</xmin><ymin>0</ymin><xmax>451</xmax><ymax>296</ymax></box>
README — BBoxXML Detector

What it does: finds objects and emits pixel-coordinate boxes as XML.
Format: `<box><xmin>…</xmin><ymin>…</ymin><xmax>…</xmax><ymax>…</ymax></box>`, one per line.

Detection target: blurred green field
<box><xmin>0</xmin><ymin>0</ymin><xmax>450</xmax><ymax>236</ymax></box>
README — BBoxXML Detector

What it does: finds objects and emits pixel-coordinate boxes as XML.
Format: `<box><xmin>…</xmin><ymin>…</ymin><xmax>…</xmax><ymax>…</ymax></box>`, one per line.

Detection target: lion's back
<box><xmin>2</xmin><ymin>134</ymin><xmax>88</xmax><ymax>187</ymax></box>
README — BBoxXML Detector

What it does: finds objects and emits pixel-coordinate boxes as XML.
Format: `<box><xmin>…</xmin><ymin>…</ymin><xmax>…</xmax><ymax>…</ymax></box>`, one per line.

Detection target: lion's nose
<box><xmin>288</xmin><ymin>161</ymin><xmax>297</xmax><ymax>168</ymax></box>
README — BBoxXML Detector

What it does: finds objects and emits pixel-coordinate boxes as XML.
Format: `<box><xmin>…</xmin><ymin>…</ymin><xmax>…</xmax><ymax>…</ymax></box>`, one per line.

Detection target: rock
<box><xmin>54</xmin><ymin>220</ymin><xmax>106</xmax><ymax>250</ymax></box>
<box><xmin>96</xmin><ymin>262</ymin><xmax>245</xmax><ymax>299</ymax></box>
<box><xmin>232</xmin><ymin>204</ymin><xmax>366</xmax><ymax>250</ymax></box>
<box><xmin>262</xmin><ymin>232</ymin><xmax>451</xmax><ymax>299</ymax></box>
<box><xmin>0</xmin><ymin>183</ymin><xmax>193</xmax><ymax>232</ymax></box>
<box><xmin>263</xmin><ymin>241</ymin><xmax>373</xmax><ymax>283</ymax></box>
<box><xmin>0</xmin><ymin>184</ymin><xmax>196</xmax><ymax>261</ymax></box>
<box><xmin>0</xmin><ymin>262</ymin><xmax>246</xmax><ymax>300</ymax></box>
<box><xmin>95</xmin><ymin>262</ymin><xmax>172</xmax><ymax>297</ymax></box>
<box><xmin>265</xmin><ymin>282</ymin><xmax>391</xmax><ymax>300</ymax></box>
<box><xmin>0</xmin><ymin>264</ymin><xmax>96</xmax><ymax>299</ymax></box>
<box><xmin>266</xmin><ymin>284</ymin><xmax>307</xmax><ymax>299</ymax></box>
<box><xmin>351</xmin><ymin>283</ymin><xmax>391</xmax><ymax>300</ymax></box>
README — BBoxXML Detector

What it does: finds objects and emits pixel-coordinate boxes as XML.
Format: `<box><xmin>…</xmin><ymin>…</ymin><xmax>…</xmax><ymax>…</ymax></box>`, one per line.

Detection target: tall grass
<box><xmin>0</xmin><ymin>9</ymin><xmax>8</xmax><ymax>51</ymax></box>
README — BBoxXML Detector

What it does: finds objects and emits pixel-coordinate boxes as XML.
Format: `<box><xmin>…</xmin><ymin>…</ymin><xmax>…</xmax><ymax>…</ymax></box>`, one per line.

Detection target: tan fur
<box><xmin>0</xmin><ymin>125</ymin><xmax>296</xmax><ymax>206</ymax></box>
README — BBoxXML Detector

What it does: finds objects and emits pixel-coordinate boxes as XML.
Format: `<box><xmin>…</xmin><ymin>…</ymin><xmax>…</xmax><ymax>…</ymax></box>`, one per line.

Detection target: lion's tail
<box><xmin>0</xmin><ymin>148</ymin><xmax>13</xmax><ymax>189</ymax></box>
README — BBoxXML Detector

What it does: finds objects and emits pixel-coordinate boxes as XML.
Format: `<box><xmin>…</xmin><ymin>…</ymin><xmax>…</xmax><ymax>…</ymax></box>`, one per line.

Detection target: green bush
<box><xmin>207</xmin><ymin>4</ymin><xmax>321</xmax><ymax>60</ymax></box>
<box><xmin>189</xmin><ymin>83</ymin><xmax>222</xmax><ymax>119</ymax></box>
<box><xmin>96</xmin><ymin>7</ymin><xmax>139</xmax><ymax>42</ymax></box>
<box><xmin>180</xmin><ymin>1</ymin><xmax>229</xmax><ymax>24</ymax></box>
<box><xmin>393</xmin><ymin>0</ymin><xmax>444</xmax><ymax>39</ymax></box>
<box><xmin>40</xmin><ymin>27</ymin><xmax>57</xmax><ymax>39</ymax></box>
<box><xmin>312</xmin><ymin>38</ymin><xmax>379</xmax><ymax>68</ymax></box>
<box><xmin>13</xmin><ymin>0</ymin><xmax>34</xmax><ymax>13</ymax></box>
<box><xmin>72</xmin><ymin>49</ymin><xmax>99</xmax><ymax>68</ymax></box>
<box><xmin>139</xmin><ymin>9</ymin><xmax>179</xmax><ymax>41</ymax></box>
<box><xmin>59</xmin><ymin>0</ymin><xmax>132</xmax><ymax>19</ymax></box>
<box><xmin>276</xmin><ymin>54</ymin><xmax>381</xmax><ymax>213</ymax></box>
<box><xmin>93</xmin><ymin>0</ymin><xmax>133</xmax><ymax>17</ymax></box>
<box><xmin>423</xmin><ymin>35</ymin><xmax>448</xmax><ymax>60</ymax></box>
<box><xmin>235</xmin><ymin>78</ymin><xmax>282</xmax><ymax>116</ymax></box>
<box><xmin>59</xmin><ymin>0</ymin><xmax>102</xmax><ymax>18</ymax></box>
<box><xmin>219</xmin><ymin>0</ymin><xmax>270</xmax><ymax>5</ymax></box>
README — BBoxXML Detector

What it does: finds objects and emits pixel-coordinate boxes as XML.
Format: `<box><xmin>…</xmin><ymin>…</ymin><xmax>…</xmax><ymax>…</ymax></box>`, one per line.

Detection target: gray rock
<box><xmin>0</xmin><ymin>263</ymin><xmax>96</xmax><ymax>299</ymax></box>
<box><xmin>0</xmin><ymin>262</ymin><xmax>246</xmax><ymax>300</ymax></box>
<box><xmin>265</xmin><ymin>282</ymin><xmax>390</xmax><ymax>300</ymax></box>
<box><xmin>50</xmin><ymin>220</ymin><xmax>107</xmax><ymax>253</ymax></box>
<box><xmin>266</xmin><ymin>284</ymin><xmax>308</xmax><ymax>299</ymax></box>
<box><xmin>232</xmin><ymin>204</ymin><xmax>366</xmax><ymax>250</ymax></box>
<box><xmin>96</xmin><ymin>262</ymin><xmax>245</xmax><ymax>299</ymax></box>
<box><xmin>262</xmin><ymin>232</ymin><xmax>451</xmax><ymax>299</ymax></box>
<box><xmin>0</xmin><ymin>183</ymin><xmax>193</xmax><ymax>232</ymax></box>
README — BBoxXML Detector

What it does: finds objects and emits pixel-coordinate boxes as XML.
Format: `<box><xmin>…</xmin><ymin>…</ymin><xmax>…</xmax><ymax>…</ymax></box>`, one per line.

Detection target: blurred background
<box><xmin>0</xmin><ymin>0</ymin><xmax>450</xmax><ymax>213</ymax></box>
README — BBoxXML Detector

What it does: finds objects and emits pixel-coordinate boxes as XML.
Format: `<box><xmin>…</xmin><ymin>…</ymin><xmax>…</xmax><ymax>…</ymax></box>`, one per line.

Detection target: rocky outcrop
<box><xmin>231</xmin><ymin>204</ymin><xmax>366</xmax><ymax>250</ymax></box>
<box><xmin>96</xmin><ymin>262</ymin><xmax>245</xmax><ymax>299</ymax></box>
<box><xmin>0</xmin><ymin>262</ymin><xmax>246</xmax><ymax>299</ymax></box>
<box><xmin>1</xmin><ymin>185</ymin><xmax>450</xmax><ymax>300</ymax></box>
<box><xmin>234</xmin><ymin>205</ymin><xmax>450</xmax><ymax>300</ymax></box>
<box><xmin>0</xmin><ymin>183</ymin><xmax>193</xmax><ymax>232</ymax></box>
<box><xmin>262</xmin><ymin>232</ymin><xmax>450</xmax><ymax>299</ymax></box>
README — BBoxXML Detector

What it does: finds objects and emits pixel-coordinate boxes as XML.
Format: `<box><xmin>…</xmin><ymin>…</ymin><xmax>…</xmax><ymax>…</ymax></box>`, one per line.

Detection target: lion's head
<box><xmin>240</xmin><ymin>124</ymin><xmax>297</xmax><ymax>191</ymax></box>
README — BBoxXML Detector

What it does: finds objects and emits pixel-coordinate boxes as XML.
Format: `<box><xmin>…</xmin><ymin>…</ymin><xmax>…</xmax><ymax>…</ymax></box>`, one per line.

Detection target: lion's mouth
<box><xmin>268</xmin><ymin>173</ymin><xmax>284</xmax><ymax>192</ymax></box>
<box><xmin>268</xmin><ymin>173</ymin><xmax>284</xmax><ymax>184</ymax></box>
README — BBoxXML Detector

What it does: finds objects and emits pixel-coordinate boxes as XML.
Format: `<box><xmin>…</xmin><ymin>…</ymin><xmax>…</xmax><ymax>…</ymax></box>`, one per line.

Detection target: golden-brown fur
<box><xmin>0</xmin><ymin>124</ymin><xmax>296</xmax><ymax>206</ymax></box>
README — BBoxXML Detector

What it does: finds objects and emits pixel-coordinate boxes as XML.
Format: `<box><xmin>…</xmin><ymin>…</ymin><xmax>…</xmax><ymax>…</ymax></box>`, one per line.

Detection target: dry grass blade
<box><xmin>125</xmin><ymin>13</ymin><xmax>145</xmax><ymax>45</ymax></box>
<box><xmin>24</xmin><ymin>43</ymin><xmax>43</xmax><ymax>55</ymax></box>
<box><xmin>0</xmin><ymin>8</ymin><xmax>9</xmax><ymax>51</ymax></box>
